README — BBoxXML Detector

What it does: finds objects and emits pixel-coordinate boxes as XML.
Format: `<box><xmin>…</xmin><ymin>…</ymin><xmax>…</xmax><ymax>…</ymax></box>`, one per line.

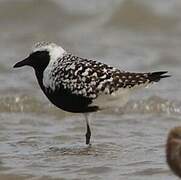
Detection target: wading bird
<box><xmin>14</xmin><ymin>42</ymin><xmax>170</xmax><ymax>145</ymax></box>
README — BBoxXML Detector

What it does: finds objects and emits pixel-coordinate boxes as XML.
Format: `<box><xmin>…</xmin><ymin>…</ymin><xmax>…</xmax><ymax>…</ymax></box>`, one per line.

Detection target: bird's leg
<box><xmin>85</xmin><ymin>114</ymin><xmax>91</xmax><ymax>145</ymax></box>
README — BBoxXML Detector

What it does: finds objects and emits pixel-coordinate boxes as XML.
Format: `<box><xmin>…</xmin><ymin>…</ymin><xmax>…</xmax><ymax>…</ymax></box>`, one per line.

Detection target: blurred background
<box><xmin>0</xmin><ymin>0</ymin><xmax>181</xmax><ymax>179</ymax></box>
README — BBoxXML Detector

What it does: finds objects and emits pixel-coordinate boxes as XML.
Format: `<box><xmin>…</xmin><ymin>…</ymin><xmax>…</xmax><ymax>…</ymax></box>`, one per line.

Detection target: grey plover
<box><xmin>13</xmin><ymin>42</ymin><xmax>170</xmax><ymax>144</ymax></box>
<box><xmin>166</xmin><ymin>127</ymin><xmax>181</xmax><ymax>178</ymax></box>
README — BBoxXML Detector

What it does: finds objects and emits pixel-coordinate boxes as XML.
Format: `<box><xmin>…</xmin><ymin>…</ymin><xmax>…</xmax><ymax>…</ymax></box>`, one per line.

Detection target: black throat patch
<box><xmin>30</xmin><ymin>51</ymin><xmax>50</xmax><ymax>73</ymax></box>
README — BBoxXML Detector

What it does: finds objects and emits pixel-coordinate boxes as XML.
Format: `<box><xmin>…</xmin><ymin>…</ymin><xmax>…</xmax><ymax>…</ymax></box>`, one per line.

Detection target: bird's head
<box><xmin>168</xmin><ymin>127</ymin><xmax>181</xmax><ymax>141</ymax></box>
<box><xmin>13</xmin><ymin>42</ymin><xmax>66</xmax><ymax>72</ymax></box>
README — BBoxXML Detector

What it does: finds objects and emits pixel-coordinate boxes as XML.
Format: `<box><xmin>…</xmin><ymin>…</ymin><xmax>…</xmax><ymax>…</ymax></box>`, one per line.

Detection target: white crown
<box><xmin>32</xmin><ymin>41</ymin><xmax>67</xmax><ymax>63</ymax></box>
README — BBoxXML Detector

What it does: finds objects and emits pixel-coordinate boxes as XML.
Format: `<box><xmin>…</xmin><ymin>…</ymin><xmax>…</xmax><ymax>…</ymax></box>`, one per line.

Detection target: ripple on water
<box><xmin>45</xmin><ymin>141</ymin><xmax>121</xmax><ymax>157</ymax></box>
<box><xmin>0</xmin><ymin>95</ymin><xmax>181</xmax><ymax>116</ymax></box>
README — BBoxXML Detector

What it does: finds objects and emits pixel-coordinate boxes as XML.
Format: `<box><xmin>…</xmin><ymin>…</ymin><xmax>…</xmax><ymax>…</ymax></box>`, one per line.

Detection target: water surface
<box><xmin>0</xmin><ymin>0</ymin><xmax>181</xmax><ymax>179</ymax></box>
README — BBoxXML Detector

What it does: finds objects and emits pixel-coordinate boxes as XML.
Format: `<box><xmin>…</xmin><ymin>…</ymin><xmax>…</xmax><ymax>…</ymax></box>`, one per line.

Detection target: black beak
<box><xmin>13</xmin><ymin>57</ymin><xmax>31</xmax><ymax>68</ymax></box>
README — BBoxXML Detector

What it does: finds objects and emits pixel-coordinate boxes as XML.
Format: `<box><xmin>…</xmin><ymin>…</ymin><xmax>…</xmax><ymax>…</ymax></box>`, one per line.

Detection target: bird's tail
<box><xmin>119</xmin><ymin>71</ymin><xmax>170</xmax><ymax>89</ymax></box>
<box><xmin>148</xmin><ymin>71</ymin><xmax>171</xmax><ymax>82</ymax></box>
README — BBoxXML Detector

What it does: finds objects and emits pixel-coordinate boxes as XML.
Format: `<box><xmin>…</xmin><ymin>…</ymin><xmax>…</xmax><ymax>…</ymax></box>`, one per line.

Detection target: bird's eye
<box><xmin>30</xmin><ymin>51</ymin><xmax>49</xmax><ymax>60</ymax></box>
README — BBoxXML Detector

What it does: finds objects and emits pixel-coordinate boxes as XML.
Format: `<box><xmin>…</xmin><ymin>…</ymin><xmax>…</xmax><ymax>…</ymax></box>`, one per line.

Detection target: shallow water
<box><xmin>1</xmin><ymin>0</ymin><xmax>181</xmax><ymax>179</ymax></box>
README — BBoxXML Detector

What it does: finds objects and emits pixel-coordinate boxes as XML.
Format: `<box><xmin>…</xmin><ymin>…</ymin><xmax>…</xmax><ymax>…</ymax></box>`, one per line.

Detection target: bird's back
<box><xmin>41</xmin><ymin>53</ymin><xmax>169</xmax><ymax>111</ymax></box>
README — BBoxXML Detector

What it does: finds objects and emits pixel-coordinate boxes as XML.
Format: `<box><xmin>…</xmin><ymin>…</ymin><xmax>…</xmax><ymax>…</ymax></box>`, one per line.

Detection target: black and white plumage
<box><xmin>13</xmin><ymin>42</ymin><xmax>170</xmax><ymax>144</ymax></box>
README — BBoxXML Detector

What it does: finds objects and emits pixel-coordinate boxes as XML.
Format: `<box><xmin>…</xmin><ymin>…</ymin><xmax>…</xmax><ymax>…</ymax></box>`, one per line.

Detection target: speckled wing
<box><xmin>46</xmin><ymin>53</ymin><xmax>169</xmax><ymax>99</ymax></box>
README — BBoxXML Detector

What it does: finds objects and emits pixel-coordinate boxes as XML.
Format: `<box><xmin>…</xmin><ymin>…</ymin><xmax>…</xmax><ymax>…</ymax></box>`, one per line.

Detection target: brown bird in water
<box><xmin>166</xmin><ymin>126</ymin><xmax>181</xmax><ymax>178</ymax></box>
